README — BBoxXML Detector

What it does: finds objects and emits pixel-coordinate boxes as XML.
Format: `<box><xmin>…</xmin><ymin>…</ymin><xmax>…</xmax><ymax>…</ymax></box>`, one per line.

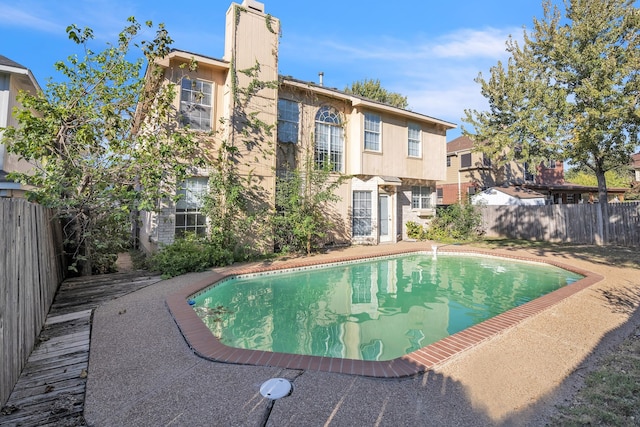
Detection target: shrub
<box><xmin>406</xmin><ymin>221</ymin><xmax>427</xmax><ymax>240</ymax></box>
<box><xmin>425</xmin><ymin>202</ymin><xmax>484</xmax><ymax>242</ymax></box>
<box><xmin>150</xmin><ymin>233</ymin><xmax>234</xmax><ymax>278</ymax></box>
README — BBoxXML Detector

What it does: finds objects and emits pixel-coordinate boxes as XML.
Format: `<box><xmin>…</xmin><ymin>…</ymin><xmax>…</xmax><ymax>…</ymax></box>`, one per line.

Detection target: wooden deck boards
<box><xmin>0</xmin><ymin>272</ymin><xmax>162</xmax><ymax>427</ymax></box>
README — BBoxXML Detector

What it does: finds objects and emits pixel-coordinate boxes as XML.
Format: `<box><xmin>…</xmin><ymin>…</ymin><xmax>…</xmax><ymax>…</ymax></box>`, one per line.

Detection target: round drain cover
<box><xmin>260</xmin><ymin>378</ymin><xmax>292</xmax><ymax>399</ymax></box>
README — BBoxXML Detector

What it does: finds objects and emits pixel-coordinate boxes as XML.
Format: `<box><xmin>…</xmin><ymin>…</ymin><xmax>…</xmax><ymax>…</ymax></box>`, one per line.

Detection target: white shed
<box><xmin>472</xmin><ymin>186</ymin><xmax>547</xmax><ymax>206</ymax></box>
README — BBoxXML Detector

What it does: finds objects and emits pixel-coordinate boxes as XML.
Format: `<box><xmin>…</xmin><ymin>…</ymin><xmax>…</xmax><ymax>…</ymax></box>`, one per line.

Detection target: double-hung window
<box><xmin>523</xmin><ymin>162</ymin><xmax>535</xmax><ymax>181</ymax></box>
<box><xmin>408</xmin><ymin>123</ymin><xmax>421</xmax><ymax>157</ymax></box>
<box><xmin>460</xmin><ymin>153</ymin><xmax>472</xmax><ymax>168</ymax></box>
<box><xmin>175</xmin><ymin>178</ymin><xmax>208</xmax><ymax>237</ymax></box>
<box><xmin>352</xmin><ymin>191</ymin><xmax>372</xmax><ymax>237</ymax></box>
<box><xmin>364</xmin><ymin>113</ymin><xmax>381</xmax><ymax>151</ymax></box>
<box><xmin>180</xmin><ymin>78</ymin><xmax>212</xmax><ymax>131</ymax></box>
<box><xmin>277</xmin><ymin>99</ymin><xmax>299</xmax><ymax>143</ymax></box>
<box><xmin>411</xmin><ymin>186</ymin><xmax>433</xmax><ymax>209</ymax></box>
<box><xmin>315</xmin><ymin>106</ymin><xmax>344</xmax><ymax>172</ymax></box>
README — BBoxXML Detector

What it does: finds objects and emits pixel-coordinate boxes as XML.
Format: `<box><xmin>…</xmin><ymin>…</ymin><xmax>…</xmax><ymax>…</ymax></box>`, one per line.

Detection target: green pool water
<box><xmin>192</xmin><ymin>253</ymin><xmax>583</xmax><ymax>361</ymax></box>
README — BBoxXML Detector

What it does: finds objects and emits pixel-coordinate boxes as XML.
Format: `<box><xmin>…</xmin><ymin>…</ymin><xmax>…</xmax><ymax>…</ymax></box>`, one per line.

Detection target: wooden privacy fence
<box><xmin>1</xmin><ymin>198</ymin><xmax>65</xmax><ymax>407</ymax></box>
<box><xmin>480</xmin><ymin>201</ymin><xmax>640</xmax><ymax>247</ymax></box>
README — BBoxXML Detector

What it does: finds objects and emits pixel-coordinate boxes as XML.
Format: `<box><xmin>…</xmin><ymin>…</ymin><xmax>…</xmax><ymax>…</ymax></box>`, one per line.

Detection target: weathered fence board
<box><xmin>0</xmin><ymin>271</ymin><xmax>161</xmax><ymax>427</ymax></box>
<box><xmin>481</xmin><ymin>201</ymin><xmax>640</xmax><ymax>247</ymax></box>
<box><xmin>1</xmin><ymin>199</ymin><xmax>65</xmax><ymax>407</ymax></box>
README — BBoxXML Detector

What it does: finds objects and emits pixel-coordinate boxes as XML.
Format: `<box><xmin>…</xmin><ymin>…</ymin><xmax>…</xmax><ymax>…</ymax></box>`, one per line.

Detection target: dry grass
<box><xmin>551</xmin><ymin>325</ymin><xmax>640</xmax><ymax>426</ymax></box>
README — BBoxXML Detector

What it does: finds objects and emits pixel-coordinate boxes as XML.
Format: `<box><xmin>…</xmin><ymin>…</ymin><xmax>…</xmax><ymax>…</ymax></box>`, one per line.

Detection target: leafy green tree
<box><xmin>463</xmin><ymin>0</ymin><xmax>640</xmax><ymax>243</ymax></box>
<box><xmin>3</xmin><ymin>19</ymin><xmax>203</xmax><ymax>274</ymax></box>
<box><xmin>344</xmin><ymin>78</ymin><xmax>409</xmax><ymax>109</ymax></box>
<box><xmin>565</xmin><ymin>167</ymin><xmax>632</xmax><ymax>188</ymax></box>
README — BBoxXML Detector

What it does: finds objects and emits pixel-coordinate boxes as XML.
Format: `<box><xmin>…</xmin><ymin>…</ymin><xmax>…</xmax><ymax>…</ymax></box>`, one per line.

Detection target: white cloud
<box><xmin>0</xmin><ymin>1</ymin><xmax>141</xmax><ymax>41</ymax></box>
<box><xmin>280</xmin><ymin>26</ymin><xmax>521</xmax><ymax>140</ymax></box>
<box><xmin>431</xmin><ymin>27</ymin><xmax>520</xmax><ymax>59</ymax></box>
<box><xmin>0</xmin><ymin>3</ymin><xmax>61</xmax><ymax>34</ymax></box>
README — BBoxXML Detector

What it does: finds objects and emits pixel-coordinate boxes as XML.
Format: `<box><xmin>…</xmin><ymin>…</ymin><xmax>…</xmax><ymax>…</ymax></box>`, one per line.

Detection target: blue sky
<box><xmin>0</xmin><ymin>0</ymin><xmax>550</xmax><ymax>141</ymax></box>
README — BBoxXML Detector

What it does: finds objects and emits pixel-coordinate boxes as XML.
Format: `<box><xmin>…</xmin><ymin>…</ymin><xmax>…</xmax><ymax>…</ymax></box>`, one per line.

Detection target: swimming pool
<box><xmin>166</xmin><ymin>248</ymin><xmax>601</xmax><ymax>377</ymax></box>
<box><xmin>190</xmin><ymin>253</ymin><xmax>582</xmax><ymax>361</ymax></box>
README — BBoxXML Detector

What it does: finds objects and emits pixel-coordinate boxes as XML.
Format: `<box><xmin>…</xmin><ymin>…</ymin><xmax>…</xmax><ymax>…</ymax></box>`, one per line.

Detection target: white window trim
<box><xmin>352</xmin><ymin>191</ymin><xmax>372</xmax><ymax>237</ymax></box>
<box><xmin>277</xmin><ymin>98</ymin><xmax>299</xmax><ymax>144</ymax></box>
<box><xmin>180</xmin><ymin>78</ymin><xmax>213</xmax><ymax>132</ymax></box>
<box><xmin>408</xmin><ymin>122</ymin><xmax>421</xmax><ymax>158</ymax></box>
<box><xmin>364</xmin><ymin>112</ymin><xmax>381</xmax><ymax>152</ymax></box>
<box><xmin>175</xmin><ymin>177</ymin><xmax>209</xmax><ymax>237</ymax></box>
<box><xmin>315</xmin><ymin>106</ymin><xmax>344</xmax><ymax>172</ymax></box>
<box><xmin>411</xmin><ymin>185</ymin><xmax>433</xmax><ymax>209</ymax></box>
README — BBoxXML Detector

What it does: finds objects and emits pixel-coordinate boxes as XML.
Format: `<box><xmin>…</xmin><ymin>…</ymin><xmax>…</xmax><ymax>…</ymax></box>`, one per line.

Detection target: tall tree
<box><xmin>3</xmin><ymin>19</ymin><xmax>203</xmax><ymax>274</ymax></box>
<box><xmin>344</xmin><ymin>78</ymin><xmax>409</xmax><ymax>109</ymax></box>
<box><xmin>463</xmin><ymin>0</ymin><xmax>640</xmax><ymax>243</ymax></box>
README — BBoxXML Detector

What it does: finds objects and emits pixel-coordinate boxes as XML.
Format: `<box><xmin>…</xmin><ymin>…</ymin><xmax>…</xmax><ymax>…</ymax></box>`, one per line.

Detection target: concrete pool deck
<box><xmin>84</xmin><ymin>242</ymin><xmax>640</xmax><ymax>426</ymax></box>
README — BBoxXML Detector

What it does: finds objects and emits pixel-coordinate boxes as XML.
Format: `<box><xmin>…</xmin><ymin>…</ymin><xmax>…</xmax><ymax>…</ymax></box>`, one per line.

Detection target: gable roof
<box><xmin>0</xmin><ymin>55</ymin><xmax>27</xmax><ymax>70</ymax></box>
<box><xmin>0</xmin><ymin>54</ymin><xmax>41</xmax><ymax>92</ymax></box>
<box><xmin>159</xmin><ymin>49</ymin><xmax>456</xmax><ymax>130</ymax></box>
<box><xmin>491</xmin><ymin>186</ymin><xmax>545</xmax><ymax>200</ymax></box>
<box><xmin>280</xmin><ymin>76</ymin><xmax>456</xmax><ymax>129</ymax></box>
<box><xmin>632</xmin><ymin>153</ymin><xmax>640</xmax><ymax>169</ymax></box>
<box><xmin>446</xmin><ymin>135</ymin><xmax>475</xmax><ymax>153</ymax></box>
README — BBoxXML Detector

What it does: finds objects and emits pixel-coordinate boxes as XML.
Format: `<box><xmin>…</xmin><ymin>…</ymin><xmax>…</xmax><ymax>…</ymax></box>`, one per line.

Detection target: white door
<box><xmin>378</xmin><ymin>194</ymin><xmax>392</xmax><ymax>243</ymax></box>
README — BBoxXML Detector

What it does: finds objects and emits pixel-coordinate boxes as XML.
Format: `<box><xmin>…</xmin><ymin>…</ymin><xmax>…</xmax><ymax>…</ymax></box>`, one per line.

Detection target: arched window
<box><xmin>315</xmin><ymin>106</ymin><xmax>344</xmax><ymax>172</ymax></box>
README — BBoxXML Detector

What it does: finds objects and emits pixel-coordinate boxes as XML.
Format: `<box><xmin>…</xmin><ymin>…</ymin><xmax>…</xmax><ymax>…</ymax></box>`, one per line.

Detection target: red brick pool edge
<box><xmin>165</xmin><ymin>247</ymin><xmax>603</xmax><ymax>378</ymax></box>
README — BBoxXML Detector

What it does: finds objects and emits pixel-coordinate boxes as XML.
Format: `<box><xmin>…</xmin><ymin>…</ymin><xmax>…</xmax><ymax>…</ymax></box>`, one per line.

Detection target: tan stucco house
<box><xmin>138</xmin><ymin>0</ymin><xmax>455</xmax><ymax>253</ymax></box>
<box><xmin>0</xmin><ymin>55</ymin><xmax>41</xmax><ymax>198</ymax></box>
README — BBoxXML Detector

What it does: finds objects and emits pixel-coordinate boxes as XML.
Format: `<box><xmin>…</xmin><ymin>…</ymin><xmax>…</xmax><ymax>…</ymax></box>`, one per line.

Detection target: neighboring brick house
<box><xmin>138</xmin><ymin>0</ymin><xmax>455</xmax><ymax>253</ymax></box>
<box><xmin>0</xmin><ymin>55</ymin><xmax>41</xmax><ymax>198</ymax></box>
<box><xmin>437</xmin><ymin>135</ymin><xmax>565</xmax><ymax>205</ymax></box>
<box><xmin>439</xmin><ymin>135</ymin><xmax>634</xmax><ymax>204</ymax></box>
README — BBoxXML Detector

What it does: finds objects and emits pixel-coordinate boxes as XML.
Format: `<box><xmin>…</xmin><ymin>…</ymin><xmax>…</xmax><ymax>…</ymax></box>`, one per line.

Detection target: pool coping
<box><xmin>165</xmin><ymin>246</ymin><xmax>603</xmax><ymax>378</ymax></box>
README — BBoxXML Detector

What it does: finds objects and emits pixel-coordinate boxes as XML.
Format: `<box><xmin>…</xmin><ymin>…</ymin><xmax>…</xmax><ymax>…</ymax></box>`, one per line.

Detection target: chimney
<box><xmin>318</xmin><ymin>71</ymin><xmax>324</xmax><ymax>86</ymax></box>
<box><xmin>241</xmin><ymin>0</ymin><xmax>265</xmax><ymax>13</ymax></box>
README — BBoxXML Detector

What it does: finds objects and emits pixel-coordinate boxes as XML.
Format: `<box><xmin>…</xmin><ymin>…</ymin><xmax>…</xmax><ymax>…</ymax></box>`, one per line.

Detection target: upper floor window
<box><xmin>447</xmin><ymin>156</ymin><xmax>451</xmax><ymax>167</ymax></box>
<box><xmin>523</xmin><ymin>162</ymin><xmax>535</xmax><ymax>181</ymax></box>
<box><xmin>180</xmin><ymin>78</ymin><xmax>212</xmax><ymax>131</ymax></box>
<box><xmin>411</xmin><ymin>186</ymin><xmax>433</xmax><ymax>209</ymax></box>
<box><xmin>408</xmin><ymin>123</ymin><xmax>421</xmax><ymax>157</ymax></box>
<box><xmin>277</xmin><ymin>99</ymin><xmax>299</xmax><ymax>143</ymax></box>
<box><xmin>460</xmin><ymin>153</ymin><xmax>472</xmax><ymax>168</ymax></box>
<box><xmin>315</xmin><ymin>106</ymin><xmax>344</xmax><ymax>172</ymax></box>
<box><xmin>0</xmin><ymin>73</ymin><xmax>9</xmax><ymax>90</ymax></box>
<box><xmin>546</xmin><ymin>159</ymin><xmax>556</xmax><ymax>169</ymax></box>
<box><xmin>175</xmin><ymin>177</ymin><xmax>208</xmax><ymax>237</ymax></box>
<box><xmin>364</xmin><ymin>113</ymin><xmax>381</xmax><ymax>151</ymax></box>
<box><xmin>483</xmin><ymin>154</ymin><xmax>492</xmax><ymax>167</ymax></box>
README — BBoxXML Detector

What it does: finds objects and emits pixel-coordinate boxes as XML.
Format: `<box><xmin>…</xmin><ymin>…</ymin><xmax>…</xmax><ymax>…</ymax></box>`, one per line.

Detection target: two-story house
<box><xmin>0</xmin><ymin>55</ymin><xmax>41</xmax><ymax>198</ymax></box>
<box><xmin>438</xmin><ymin>135</ymin><xmax>565</xmax><ymax>205</ymax></box>
<box><xmin>138</xmin><ymin>0</ymin><xmax>455</xmax><ymax>254</ymax></box>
